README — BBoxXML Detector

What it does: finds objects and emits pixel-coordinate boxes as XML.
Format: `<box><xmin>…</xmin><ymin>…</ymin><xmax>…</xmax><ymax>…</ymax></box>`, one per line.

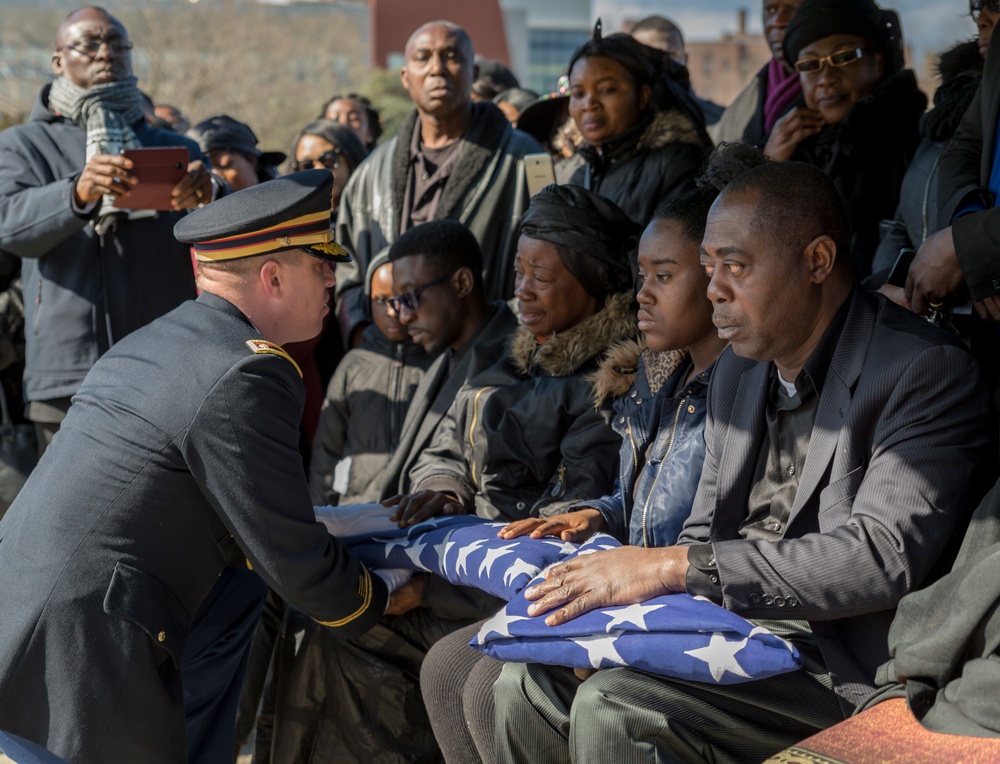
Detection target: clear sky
<box><xmin>593</xmin><ymin>1</ymin><xmax>976</xmax><ymax>66</ymax></box>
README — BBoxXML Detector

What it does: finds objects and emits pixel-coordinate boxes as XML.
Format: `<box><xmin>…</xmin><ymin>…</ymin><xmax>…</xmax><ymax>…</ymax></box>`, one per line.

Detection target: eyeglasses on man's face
<box><xmin>292</xmin><ymin>150</ymin><xmax>342</xmax><ymax>172</ymax></box>
<box><xmin>793</xmin><ymin>47</ymin><xmax>873</xmax><ymax>75</ymax></box>
<box><xmin>971</xmin><ymin>0</ymin><xmax>1000</xmax><ymax>18</ymax></box>
<box><xmin>61</xmin><ymin>37</ymin><xmax>133</xmax><ymax>59</ymax></box>
<box><xmin>386</xmin><ymin>271</ymin><xmax>455</xmax><ymax>315</ymax></box>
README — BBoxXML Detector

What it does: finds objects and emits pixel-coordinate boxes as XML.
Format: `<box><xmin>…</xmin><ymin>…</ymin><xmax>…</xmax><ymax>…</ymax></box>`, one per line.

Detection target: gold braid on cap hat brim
<box><xmin>192</xmin><ymin>210</ymin><xmax>350</xmax><ymax>262</ymax></box>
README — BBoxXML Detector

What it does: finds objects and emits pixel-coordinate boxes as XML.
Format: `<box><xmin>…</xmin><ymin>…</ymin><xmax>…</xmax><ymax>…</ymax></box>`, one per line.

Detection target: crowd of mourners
<box><xmin>2</xmin><ymin>0</ymin><xmax>1000</xmax><ymax>763</ymax></box>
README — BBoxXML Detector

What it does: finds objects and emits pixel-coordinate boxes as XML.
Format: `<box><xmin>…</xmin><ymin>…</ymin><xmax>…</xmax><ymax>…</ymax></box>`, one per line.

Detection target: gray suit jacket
<box><xmin>678</xmin><ymin>288</ymin><xmax>996</xmax><ymax>712</ymax></box>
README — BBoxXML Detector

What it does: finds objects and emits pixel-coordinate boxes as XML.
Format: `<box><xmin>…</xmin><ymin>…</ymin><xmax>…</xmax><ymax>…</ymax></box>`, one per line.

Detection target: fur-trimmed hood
<box><xmin>637</xmin><ymin>109</ymin><xmax>704</xmax><ymax>151</ymax></box>
<box><xmin>508</xmin><ymin>291</ymin><xmax>636</xmax><ymax>378</ymax></box>
<box><xmin>588</xmin><ymin>337</ymin><xmax>687</xmax><ymax>406</ymax></box>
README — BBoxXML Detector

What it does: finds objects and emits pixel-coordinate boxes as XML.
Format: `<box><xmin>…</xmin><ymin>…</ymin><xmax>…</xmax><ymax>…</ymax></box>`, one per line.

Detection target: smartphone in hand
<box><xmin>524</xmin><ymin>153</ymin><xmax>556</xmax><ymax>197</ymax></box>
<box><xmin>113</xmin><ymin>147</ymin><xmax>189</xmax><ymax>210</ymax></box>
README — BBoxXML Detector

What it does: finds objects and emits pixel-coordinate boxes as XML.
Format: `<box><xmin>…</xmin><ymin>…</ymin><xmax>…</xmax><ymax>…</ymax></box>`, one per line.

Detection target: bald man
<box><xmin>0</xmin><ymin>6</ymin><xmax>216</xmax><ymax>453</ymax></box>
<box><xmin>334</xmin><ymin>20</ymin><xmax>540</xmax><ymax>348</ymax></box>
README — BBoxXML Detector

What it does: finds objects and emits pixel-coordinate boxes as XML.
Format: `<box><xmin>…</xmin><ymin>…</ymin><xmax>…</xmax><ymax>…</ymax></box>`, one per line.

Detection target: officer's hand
<box><xmin>384</xmin><ymin>575</ymin><xmax>425</xmax><ymax>616</ymax></box>
<box><xmin>171</xmin><ymin>160</ymin><xmax>213</xmax><ymax>211</ymax></box>
<box><xmin>498</xmin><ymin>509</ymin><xmax>606</xmax><ymax>542</ymax></box>
<box><xmin>386</xmin><ymin>490</ymin><xmax>463</xmax><ymax>528</ymax></box>
<box><xmin>905</xmin><ymin>226</ymin><xmax>966</xmax><ymax>315</ymax></box>
<box><xmin>524</xmin><ymin>545</ymin><xmax>690</xmax><ymax>626</ymax></box>
<box><xmin>74</xmin><ymin>153</ymin><xmax>137</xmax><ymax>206</ymax></box>
<box><xmin>763</xmin><ymin>107</ymin><xmax>825</xmax><ymax>162</ymax></box>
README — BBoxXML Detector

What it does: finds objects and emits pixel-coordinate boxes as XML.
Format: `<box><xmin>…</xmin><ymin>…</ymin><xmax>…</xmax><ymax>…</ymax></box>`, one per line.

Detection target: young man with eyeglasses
<box><xmin>0</xmin><ymin>6</ymin><xmax>214</xmax><ymax>453</ymax></box>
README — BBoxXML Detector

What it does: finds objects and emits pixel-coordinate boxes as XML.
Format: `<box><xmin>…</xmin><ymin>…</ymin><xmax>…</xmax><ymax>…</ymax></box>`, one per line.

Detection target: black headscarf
<box><xmin>518</xmin><ymin>184</ymin><xmax>639</xmax><ymax>299</ymax></box>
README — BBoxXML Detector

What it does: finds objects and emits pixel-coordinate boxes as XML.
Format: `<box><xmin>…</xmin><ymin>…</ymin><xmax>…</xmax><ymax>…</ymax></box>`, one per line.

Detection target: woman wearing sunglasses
<box><xmin>289</xmin><ymin>119</ymin><xmax>368</xmax><ymax>212</ymax></box>
<box><xmin>762</xmin><ymin>0</ymin><xmax>926</xmax><ymax>277</ymax></box>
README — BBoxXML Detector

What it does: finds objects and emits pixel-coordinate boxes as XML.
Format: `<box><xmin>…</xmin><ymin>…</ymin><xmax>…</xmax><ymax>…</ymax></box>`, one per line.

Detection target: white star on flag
<box><xmin>479</xmin><ymin>543</ymin><xmax>518</xmax><ymax>577</ymax></box>
<box><xmin>575</xmin><ymin>630</ymin><xmax>627</xmax><ymax>668</ymax></box>
<box><xmin>541</xmin><ymin>540</ymin><xmax>578</xmax><ymax>555</ymax></box>
<box><xmin>684</xmin><ymin>632</ymin><xmax>752</xmax><ymax>682</ymax></box>
<box><xmin>432</xmin><ymin>536</ymin><xmax>452</xmax><ymax>574</ymax></box>
<box><xmin>382</xmin><ymin>536</ymin><xmax>412</xmax><ymax>557</ymax></box>
<box><xmin>600</xmin><ymin>603</ymin><xmax>664</xmax><ymax>632</ymax></box>
<box><xmin>750</xmin><ymin>625</ymin><xmax>796</xmax><ymax>654</ymax></box>
<box><xmin>503</xmin><ymin>557</ymin><xmax>541</xmax><ymax>588</ymax></box>
<box><xmin>455</xmin><ymin>538</ymin><xmax>488</xmax><ymax>576</ymax></box>
<box><xmin>476</xmin><ymin>610</ymin><xmax>532</xmax><ymax>644</ymax></box>
<box><xmin>403</xmin><ymin>540</ymin><xmax>428</xmax><ymax>568</ymax></box>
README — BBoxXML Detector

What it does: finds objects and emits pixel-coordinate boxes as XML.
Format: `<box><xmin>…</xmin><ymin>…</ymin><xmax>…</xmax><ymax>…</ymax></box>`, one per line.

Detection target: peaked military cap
<box><xmin>173</xmin><ymin>169</ymin><xmax>351</xmax><ymax>263</ymax></box>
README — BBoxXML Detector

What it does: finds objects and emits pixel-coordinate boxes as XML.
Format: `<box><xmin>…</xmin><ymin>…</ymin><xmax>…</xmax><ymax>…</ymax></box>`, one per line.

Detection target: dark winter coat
<box><xmin>575</xmin><ymin>340</ymin><xmax>712</xmax><ymax>548</ymax></box>
<box><xmin>793</xmin><ymin>70</ymin><xmax>927</xmax><ymax>277</ymax></box>
<box><xmin>0</xmin><ymin>85</ymin><xmax>204</xmax><ymax>403</ymax></box>
<box><xmin>570</xmin><ymin>109</ymin><xmax>706</xmax><ymax>227</ymax></box>
<box><xmin>872</xmin><ymin>41</ymin><xmax>983</xmax><ymax>274</ymax></box>
<box><xmin>309</xmin><ymin>324</ymin><xmax>433</xmax><ymax>506</ymax></box>
<box><xmin>0</xmin><ymin>293</ymin><xmax>386</xmax><ymax>764</ymax></box>
<box><xmin>408</xmin><ymin>291</ymin><xmax>636</xmax><ymax>521</ymax></box>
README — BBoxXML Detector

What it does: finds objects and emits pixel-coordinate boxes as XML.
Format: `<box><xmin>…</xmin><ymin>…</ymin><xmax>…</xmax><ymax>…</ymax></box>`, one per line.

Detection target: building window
<box><xmin>527</xmin><ymin>28</ymin><xmax>590</xmax><ymax>94</ymax></box>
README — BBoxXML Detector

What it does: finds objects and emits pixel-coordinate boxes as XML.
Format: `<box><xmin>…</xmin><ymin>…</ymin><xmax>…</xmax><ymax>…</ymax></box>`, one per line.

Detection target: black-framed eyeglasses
<box><xmin>61</xmin><ymin>37</ymin><xmax>133</xmax><ymax>58</ymax></box>
<box><xmin>386</xmin><ymin>271</ymin><xmax>455</xmax><ymax>314</ymax></box>
<box><xmin>971</xmin><ymin>0</ymin><xmax>1000</xmax><ymax>18</ymax></box>
<box><xmin>794</xmin><ymin>47</ymin><xmax>873</xmax><ymax>74</ymax></box>
<box><xmin>292</xmin><ymin>150</ymin><xmax>342</xmax><ymax>172</ymax></box>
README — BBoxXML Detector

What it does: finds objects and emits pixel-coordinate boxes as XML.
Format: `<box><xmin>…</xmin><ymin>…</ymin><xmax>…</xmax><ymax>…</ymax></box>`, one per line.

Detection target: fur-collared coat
<box><xmin>570</xmin><ymin>109</ymin><xmax>707</xmax><ymax>227</ymax></box>
<box><xmin>408</xmin><ymin>291</ymin><xmax>636</xmax><ymax>521</ymax></box>
<box><xmin>333</xmin><ymin>102</ymin><xmax>541</xmax><ymax>343</ymax></box>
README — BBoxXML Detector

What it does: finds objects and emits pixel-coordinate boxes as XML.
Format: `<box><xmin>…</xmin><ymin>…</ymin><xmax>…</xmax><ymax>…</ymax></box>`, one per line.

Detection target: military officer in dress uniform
<box><xmin>0</xmin><ymin>170</ymin><xmax>387</xmax><ymax>764</ymax></box>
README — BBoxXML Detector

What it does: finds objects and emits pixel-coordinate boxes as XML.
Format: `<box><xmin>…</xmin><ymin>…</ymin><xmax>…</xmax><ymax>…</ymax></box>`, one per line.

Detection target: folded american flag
<box><xmin>323</xmin><ymin>506</ymin><xmax>801</xmax><ymax>683</ymax></box>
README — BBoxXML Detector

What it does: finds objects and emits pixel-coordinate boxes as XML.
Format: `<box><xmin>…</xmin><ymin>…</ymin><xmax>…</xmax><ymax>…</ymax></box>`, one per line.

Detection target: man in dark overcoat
<box><xmin>0</xmin><ymin>170</ymin><xmax>387</xmax><ymax>764</ymax></box>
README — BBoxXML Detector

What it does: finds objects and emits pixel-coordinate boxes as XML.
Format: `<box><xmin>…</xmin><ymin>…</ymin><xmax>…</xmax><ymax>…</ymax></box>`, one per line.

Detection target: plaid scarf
<box><xmin>48</xmin><ymin>75</ymin><xmax>145</xmax><ymax>234</ymax></box>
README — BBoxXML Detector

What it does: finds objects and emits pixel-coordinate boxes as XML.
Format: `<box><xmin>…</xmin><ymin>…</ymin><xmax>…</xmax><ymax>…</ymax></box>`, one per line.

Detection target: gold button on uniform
<box><xmin>687</xmin><ymin>405</ymin><xmax>695</xmax><ymax>414</ymax></box>
<box><xmin>157</xmin><ymin>631</ymin><xmax>166</xmax><ymax>643</ymax></box>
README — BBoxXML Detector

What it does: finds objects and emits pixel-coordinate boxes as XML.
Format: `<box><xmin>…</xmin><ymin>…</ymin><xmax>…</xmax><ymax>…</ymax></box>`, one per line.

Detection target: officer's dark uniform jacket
<box><xmin>573</xmin><ymin>340</ymin><xmax>712</xmax><ymax>547</ymax></box>
<box><xmin>0</xmin><ymin>292</ymin><xmax>386</xmax><ymax>764</ymax></box>
<box><xmin>0</xmin><ymin>84</ymin><xmax>202</xmax><ymax>403</ymax></box>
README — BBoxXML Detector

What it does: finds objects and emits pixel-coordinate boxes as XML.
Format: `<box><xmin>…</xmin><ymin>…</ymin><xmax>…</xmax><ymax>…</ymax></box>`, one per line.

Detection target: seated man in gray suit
<box><xmin>494</xmin><ymin>160</ymin><xmax>998</xmax><ymax>764</ymax></box>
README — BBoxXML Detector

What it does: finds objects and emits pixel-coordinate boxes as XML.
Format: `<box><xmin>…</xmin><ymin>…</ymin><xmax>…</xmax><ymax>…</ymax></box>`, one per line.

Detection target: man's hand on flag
<box><xmin>384</xmin><ymin>490</ymin><xmax>464</xmax><ymax>528</ymax></box>
<box><xmin>524</xmin><ymin>545</ymin><xmax>691</xmax><ymax>627</ymax></box>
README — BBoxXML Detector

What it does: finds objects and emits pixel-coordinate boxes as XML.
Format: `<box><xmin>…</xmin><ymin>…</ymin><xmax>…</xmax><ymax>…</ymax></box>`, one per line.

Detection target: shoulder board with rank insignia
<box><xmin>246</xmin><ymin>339</ymin><xmax>303</xmax><ymax>379</ymax></box>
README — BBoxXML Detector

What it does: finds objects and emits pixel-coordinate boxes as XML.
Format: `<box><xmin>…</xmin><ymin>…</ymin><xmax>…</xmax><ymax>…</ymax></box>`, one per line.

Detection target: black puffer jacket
<box><xmin>793</xmin><ymin>69</ymin><xmax>927</xmax><ymax>277</ymax></box>
<box><xmin>408</xmin><ymin>291</ymin><xmax>635</xmax><ymax>521</ymax></box>
<box><xmin>309</xmin><ymin>324</ymin><xmax>433</xmax><ymax>506</ymax></box>
<box><xmin>570</xmin><ymin>109</ymin><xmax>706</xmax><ymax>227</ymax></box>
<box><xmin>872</xmin><ymin>41</ymin><xmax>983</xmax><ymax>274</ymax></box>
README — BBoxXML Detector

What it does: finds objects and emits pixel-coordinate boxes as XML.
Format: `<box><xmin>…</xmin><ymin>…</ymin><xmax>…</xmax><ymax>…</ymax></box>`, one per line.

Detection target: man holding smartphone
<box><xmin>0</xmin><ymin>5</ymin><xmax>214</xmax><ymax>452</ymax></box>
